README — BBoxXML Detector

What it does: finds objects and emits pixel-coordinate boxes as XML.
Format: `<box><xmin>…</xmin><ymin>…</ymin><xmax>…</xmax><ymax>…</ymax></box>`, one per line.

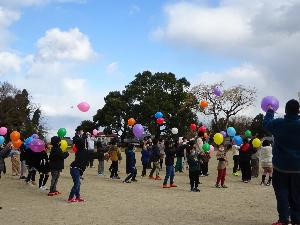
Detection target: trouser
<box><xmin>201</xmin><ymin>162</ymin><xmax>209</xmax><ymax>175</ymax></box>
<box><xmin>125</xmin><ymin>168</ymin><xmax>137</xmax><ymax>182</ymax></box>
<box><xmin>163</xmin><ymin>165</ymin><xmax>175</xmax><ymax>185</ymax></box>
<box><xmin>39</xmin><ymin>173</ymin><xmax>49</xmax><ymax>188</ymax></box>
<box><xmin>216</xmin><ymin>168</ymin><xmax>226</xmax><ymax>186</ymax></box>
<box><xmin>251</xmin><ymin>158</ymin><xmax>259</xmax><ymax>177</ymax></box>
<box><xmin>160</xmin><ymin>158</ymin><xmax>164</xmax><ymax>169</ymax></box>
<box><xmin>273</xmin><ymin>169</ymin><xmax>300</xmax><ymax>224</ymax></box>
<box><xmin>233</xmin><ymin>155</ymin><xmax>240</xmax><ymax>173</ymax></box>
<box><xmin>110</xmin><ymin>161</ymin><xmax>119</xmax><ymax>178</ymax></box>
<box><xmin>20</xmin><ymin>160</ymin><xmax>27</xmax><ymax>177</ymax></box>
<box><xmin>26</xmin><ymin>167</ymin><xmax>36</xmax><ymax>182</ymax></box>
<box><xmin>88</xmin><ymin>151</ymin><xmax>94</xmax><ymax>167</ymax></box>
<box><xmin>240</xmin><ymin>160</ymin><xmax>251</xmax><ymax>181</ymax></box>
<box><xmin>189</xmin><ymin>171</ymin><xmax>200</xmax><ymax>190</ymax></box>
<box><xmin>69</xmin><ymin>167</ymin><xmax>81</xmax><ymax>199</ymax></box>
<box><xmin>175</xmin><ymin>157</ymin><xmax>183</xmax><ymax>172</ymax></box>
<box><xmin>11</xmin><ymin>156</ymin><xmax>20</xmax><ymax>175</ymax></box>
<box><xmin>98</xmin><ymin>160</ymin><xmax>104</xmax><ymax>174</ymax></box>
<box><xmin>141</xmin><ymin>164</ymin><xmax>147</xmax><ymax>176</ymax></box>
<box><xmin>50</xmin><ymin>170</ymin><xmax>60</xmax><ymax>193</ymax></box>
<box><xmin>149</xmin><ymin>161</ymin><xmax>159</xmax><ymax>177</ymax></box>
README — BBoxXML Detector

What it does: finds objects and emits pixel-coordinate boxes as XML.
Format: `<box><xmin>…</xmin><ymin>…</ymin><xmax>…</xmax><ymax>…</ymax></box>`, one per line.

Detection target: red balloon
<box><xmin>198</xmin><ymin>126</ymin><xmax>206</xmax><ymax>133</ymax></box>
<box><xmin>190</xmin><ymin>123</ymin><xmax>197</xmax><ymax>131</ymax></box>
<box><xmin>72</xmin><ymin>144</ymin><xmax>77</xmax><ymax>153</ymax></box>
<box><xmin>156</xmin><ymin>118</ymin><xmax>165</xmax><ymax>125</ymax></box>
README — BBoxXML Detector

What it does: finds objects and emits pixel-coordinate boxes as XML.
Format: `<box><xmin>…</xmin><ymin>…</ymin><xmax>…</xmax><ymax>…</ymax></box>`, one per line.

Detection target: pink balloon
<box><xmin>209</xmin><ymin>145</ymin><xmax>214</xmax><ymax>153</ymax></box>
<box><xmin>77</xmin><ymin>102</ymin><xmax>90</xmax><ymax>112</ymax></box>
<box><xmin>93</xmin><ymin>129</ymin><xmax>98</xmax><ymax>136</ymax></box>
<box><xmin>0</xmin><ymin>127</ymin><xmax>7</xmax><ymax>136</ymax></box>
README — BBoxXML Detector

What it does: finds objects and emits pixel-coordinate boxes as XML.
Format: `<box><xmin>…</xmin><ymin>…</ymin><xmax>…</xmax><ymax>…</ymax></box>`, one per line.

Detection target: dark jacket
<box><xmin>20</xmin><ymin>144</ymin><xmax>27</xmax><ymax>162</ymax></box>
<box><xmin>150</xmin><ymin>145</ymin><xmax>160</xmax><ymax>162</ymax></box>
<box><xmin>26</xmin><ymin>149</ymin><xmax>41</xmax><ymax>169</ymax></box>
<box><xmin>165</xmin><ymin>147</ymin><xmax>177</xmax><ymax>166</ymax></box>
<box><xmin>141</xmin><ymin>148</ymin><xmax>150</xmax><ymax>165</ymax></box>
<box><xmin>96</xmin><ymin>142</ymin><xmax>107</xmax><ymax>161</ymax></box>
<box><xmin>49</xmin><ymin>146</ymin><xmax>69</xmax><ymax>171</ymax></box>
<box><xmin>38</xmin><ymin>151</ymin><xmax>50</xmax><ymax>173</ymax></box>
<box><xmin>70</xmin><ymin>137</ymin><xmax>89</xmax><ymax>172</ymax></box>
<box><xmin>264</xmin><ymin>109</ymin><xmax>300</xmax><ymax>172</ymax></box>
<box><xmin>0</xmin><ymin>145</ymin><xmax>11</xmax><ymax>173</ymax></box>
<box><xmin>126</xmin><ymin>149</ymin><xmax>136</xmax><ymax>172</ymax></box>
<box><xmin>187</xmin><ymin>153</ymin><xmax>201</xmax><ymax>172</ymax></box>
<box><xmin>177</xmin><ymin>144</ymin><xmax>185</xmax><ymax>158</ymax></box>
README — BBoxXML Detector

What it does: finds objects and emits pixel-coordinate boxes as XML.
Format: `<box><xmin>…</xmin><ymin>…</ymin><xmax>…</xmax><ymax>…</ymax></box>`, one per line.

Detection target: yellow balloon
<box><xmin>213</xmin><ymin>133</ymin><xmax>224</xmax><ymax>145</ymax></box>
<box><xmin>252</xmin><ymin>138</ymin><xmax>261</xmax><ymax>148</ymax></box>
<box><xmin>60</xmin><ymin>140</ymin><xmax>68</xmax><ymax>152</ymax></box>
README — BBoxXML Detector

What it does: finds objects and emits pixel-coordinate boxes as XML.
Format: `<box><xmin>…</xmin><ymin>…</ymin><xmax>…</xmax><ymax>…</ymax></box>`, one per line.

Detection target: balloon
<box><xmin>227</xmin><ymin>127</ymin><xmax>236</xmax><ymax>137</ymax></box>
<box><xmin>128</xmin><ymin>118</ymin><xmax>136</xmax><ymax>126</ymax></box>
<box><xmin>156</xmin><ymin>118</ymin><xmax>165</xmax><ymax>125</ymax></box>
<box><xmin>24</xmin><ymin>137</ymin><xmax>34</xmax><ymax>149</ymax></box>
<box><xmin>233</xmin><ymin>135</ymin><xmax>243</xmax><ymax>146</ymax></box>
<box><xmin>190</xmin><ymin>123</ymin><xmax>197</xmax><ymax>131</ymax></box>
<box><xmin>10</xmin><ymin>131</ymin><xmax>20</xmax><ymax>142</ymax></box>
<box><xmin>213</xmin><ymin>87</ymin><xmax>222</xmax><ymax>96</ymax></box>
<box><xmin>210</xmin><ymin>145</ymin><xmax>214</xmax><ymax>153</ymax></box>
<box><xmin>0</xmin><ymin>136</ymin><xmax>4</xmax><ymax>145</ymax></box>
<box><xmin>221</xmin><ymin>131</ymin><xmax>227</xmax><ymax>138</ymax></box>
<box><xmin>13</xmin><ymin>139</ymin><xmax>23</xmax><ymax>148</ymax></box>
<box><xmin>60</xmin><ymin>140</ymin><xmax>68</xmax><ymax>152</ymax></box>
<box><xmin>202</xmin><ymin>143</ymin><xmax>210</xmax><ymax>153</ymax></box>
<box><xmin>31</xmin><ymin>134</ymin><xmax>39</xmax><ymax>139</ymax></box>
<box><xmin>261</xmin><ymin>96</ymin><xmax>279</xmax><ymax>112</ymax></box>
<box><xmin>92</xmin><ymin>129</ymin><xmax>98</xmax><ymax>136</ymax></box>
<box><xmin>77</xmin><ymin>102</ymin><xmax>90</xmax><ymax>112</ymax></box>
<box><xmin>252</xmin><ymin>138</ymin><xmax>262</xmax><ymax>148</ymax></box>
<box><xmin>171</xmin><ymin>128</ymin><xmax>178</xmax><ymax>134</ymax></box>
<box><xmin>133</xmin><ymin>124</ymin><xmax>144</xmax><ymax>138</ymax></box>
<box><xmin>72</xmin><ymin>144</ymin><xmax>77</xmax><ymax>153</ymax></box>
<box><xmin>200</xmin><ymin>101</ymin><xmax>208</xmax><ymax>108</ymax></box>
<box><xmin>29</xmin><ymin>139</ymin><xmax>45</xmax><ymax>152</ymax></box>
<box><xmin>204</xmin><ymin>133</ymin><xmax>209</xmax><ymax>139</ymax></box>
<box><xmin>155</xmin><ymin>112</ymin><xmax>163</xmax><ymax>119</ymax></box>
<box><xmin>0</xmin><ymin>127</ymin><xmax>7</xmax><ymax>136</ymax></box>
<box><xmin>198</xmin><ymin>126</ymin><xmax>206</xmax><ymax>133</ymax></box>
<box><xmin>213</xmin><ymin>133</ymin><xmax>224</xmax><ymax>145</ymax></box>
<box><xmin>57</xmin><ymin>128</ymin><xmax>67</xmax><ymax>138</ymax></box>
<box><xmin>245</xmin><ymin>130</ymin><xmax>252</xmax><ymax>138</ymax></box>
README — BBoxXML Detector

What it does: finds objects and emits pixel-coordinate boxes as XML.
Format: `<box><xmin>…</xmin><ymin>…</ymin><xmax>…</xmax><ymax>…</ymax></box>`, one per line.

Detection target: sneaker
<box><xmin>67</xmin><ymin>198</ymin><xmax>77</xmax><ymax>203</ymax></box>
<box><xmin>55</xmin><ymin>191</ymin><xmax>61</xmax><ymax>195</ymax></box>
<box><xmin>194</xmin><ymin>188</ymin><xmax>200</xmax><ymax>192</ymax></box>
<box><xmin>200</xmin><ymin>174</ymin><xmax>205</xmax><ymax>177</ymax></box>
<box><xmin>162</xmin><ymin>184</ymin><xmax>170</xmax><ymax>188</ymax></box>
<box><xmin>48</xmin><ymin>192</ymin><xmax>56</xmax><ymax>196</ymax></box>
<box><xmin>39</xmin><ymin>186</ymin><xmax>47</xmax><ymax>191</ymax></box>
<box><xmin>155</xmin><ymin>176</ymin><xmax>162</xmax><ymax>180</ymax></box>
<box><xmin>170</xmin><ymin>183</ymin><xmax>177</xmax><ymax>188</ymax></box>
<box><xmin>266</xmin><ymin>182</ymin><xmax>271</xmax><ymax>186</ymax></box>
<box><xmin>76</xmin><ymin>198</ymin><xmax>85</xmax><ymax>202</ymax></box>
<box><xmin>215</xmin><ymin>184</ymin><xmax>221</xmax><ymax>188</ymax></box>
<box><xmin>115</xmin><ymin>176</ymin><xmax>121</xmax><ymax>179</ymax></box>
<box><xmin>190</xmin><ymin>188</ymin><xmax>194</xmax><ymax>192</ymax></box>
<box><xmin>221</xmin><ymin>185</ymin><xmax>228</xmax><ymax>188</ymax></box>
<box><xmin>243</xmin><ymin>180</ymin><xmax>249</xmax><ymax>183</ymax></box>
<box><xmin>123</xmin><ymin>180</ymin><xmax>131</xmax><ymax>183</ymax></box>
<box><xmin>149</xmin><ymin>176</ymin><xmax>155</xmax><ymax>180</ymax></box>
<box><xmin>98</xmin><ymin>173</ymin><xmax>103</xmax><ymax>176</ymax></box>
<box><xmin>204</xmin><ymin>174</ymin><xmax>209</xmax><ymax>176</ymax></box>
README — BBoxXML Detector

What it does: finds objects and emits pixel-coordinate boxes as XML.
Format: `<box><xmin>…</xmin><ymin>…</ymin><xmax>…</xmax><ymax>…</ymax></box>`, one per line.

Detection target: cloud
<box><xmin>0</xmin><ymin>51</ymin><xmax>22</xmax><ymax>75</ymax></box>
<box><xmin>106</xmin><ymin>62</ymin><xmax>119</xmax><ymax>74</ymax></box>
<box><xmin>129</xmin><ymin>4</ymin><xmax>140</xmax><ymax>15</ymax></box>
<box><xmin>36</xmin><ymin>28</ymin><xmax>97</xmax><ymax>62</ymax></box>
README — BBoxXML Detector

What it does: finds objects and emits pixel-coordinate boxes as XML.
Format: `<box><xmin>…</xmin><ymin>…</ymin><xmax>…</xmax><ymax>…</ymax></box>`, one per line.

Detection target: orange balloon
<box><xmin>10</xmin><ymin>131</ymin><xmax>20</xmax><ymax>142</ymax></box>
<box><xmin>128</xmin><ymin>118</ymin><xmax>136</xmax><ymax>126</ymax></box>
<box><xmin>13</xmin><ymin>139</ymin><xmax>23</xmax><ymax>148</ymax></box>
<box><xmin>200</xmin><ymin>101</ymin><xmax>208</xmax><ymax>108</ymax></box>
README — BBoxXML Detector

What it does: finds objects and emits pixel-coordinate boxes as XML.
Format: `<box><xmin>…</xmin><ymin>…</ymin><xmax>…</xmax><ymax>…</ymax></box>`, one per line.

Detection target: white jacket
<box><xmin>86</xmin><ymin>137</ymin><xmax>96</xmax><ymax>151</ymax></box>
<box><xmin>195</xmin><ymin>137</ymin><xmax>203</xmax><ymax>152</ymax></box>
<box><xmin>259</xmin><ymin>146</ymin><xmax>273</xmax><ymax>164</ymax></box>
<box><xmin>232</xmin><ymin>145</ymin><xmax>240</xmax><ymax>156</ymax></box>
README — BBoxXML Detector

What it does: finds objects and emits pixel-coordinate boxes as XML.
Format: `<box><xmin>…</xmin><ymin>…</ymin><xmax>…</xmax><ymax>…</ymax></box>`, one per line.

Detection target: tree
<box><xmin>191</xmin><ymin>82</ymin><xmax>256</xmax><ymax>132</ymax></box>
<box><xmin>80</xmin><ymin>120</ymin><xmax>96</xmax><ymax>133</ymax></box>
<box><xmin>250</xmin><ymin>113</ymin><xmax>270</xmax><ymax>138</ymax></box>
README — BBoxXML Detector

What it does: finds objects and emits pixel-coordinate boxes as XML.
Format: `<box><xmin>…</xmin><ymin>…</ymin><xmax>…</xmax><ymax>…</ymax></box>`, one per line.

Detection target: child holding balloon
<box><xmin>10</xmin><ymin>147</ymin><xmax>20</xmax><ymax>176</ymax></box>
<box><xmin>215</xmin><ymin>144</ymin><xmax>228</xmax><ymax>188</ymax></box>
<box><xmin>259</xmin><ymin>140</ymin><xmax>273</xmax><ymax>186</ymax></box>
<box><xmin>0</xmin><ymin>142</ymin><xmax>12</xmax><ymax>179</ymax></box>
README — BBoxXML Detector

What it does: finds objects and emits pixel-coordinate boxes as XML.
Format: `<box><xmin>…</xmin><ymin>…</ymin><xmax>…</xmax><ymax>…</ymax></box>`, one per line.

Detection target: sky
<box><xmin>0</xmin><ymin>0</ymin><xmax>299</xmax><ymax>138</ymax></box>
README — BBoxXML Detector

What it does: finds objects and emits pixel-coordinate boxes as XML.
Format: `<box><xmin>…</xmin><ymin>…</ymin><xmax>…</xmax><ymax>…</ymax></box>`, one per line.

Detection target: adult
<box><xmin>264</xmin><ymin>99</ymin><xmax>300</xmax><ymax>225</ymax></box>
<box><xmin>86</xmin><ymin>132</ymin><xmax>96</xmax><ymax>168</ymax></box>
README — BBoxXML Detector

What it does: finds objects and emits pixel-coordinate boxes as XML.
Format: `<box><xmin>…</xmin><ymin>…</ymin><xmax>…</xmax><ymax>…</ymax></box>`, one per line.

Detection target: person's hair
<box><xmin>75</xmin><ymin>126</ymin><xmax>82</xmax><ymax>132</ymax></box>
<box><xmin>243</xmin><ymin>138</ymin><xmax>249</xmax><ymax>144</ymax></box>
<box><xmin>285</xmin><ymin>99</ymin><xmax>300</xmax><ymax>115</ymax></box>
<box><xmin>198</xmin><ymin>131</ymin><xmax>204</xmax><ymax>137</ymax></box>
<box><xmin>262</xmin><ymin>140</ymin><xmax>271</xmax><ymax>147</ymax></box>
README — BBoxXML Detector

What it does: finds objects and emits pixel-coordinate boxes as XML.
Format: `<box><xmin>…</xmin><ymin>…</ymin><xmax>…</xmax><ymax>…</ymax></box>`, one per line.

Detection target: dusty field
<box><xmin>0</xmin><ymin>152</ymin><xmax>276</xmax><ymax>225</ymax></box>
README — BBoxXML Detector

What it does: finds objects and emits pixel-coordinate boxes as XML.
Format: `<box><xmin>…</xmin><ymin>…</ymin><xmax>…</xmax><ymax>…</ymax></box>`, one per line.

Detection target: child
<box><xmin>68</xmin><ymin>136</ymin><xmax>89</xmax><ymax>203</ymax></box>
<box><xmin>200</xmin><ymin>148</ymin><xmax>211</xmax><ymax>176</ymax></box>
<box><xmin>141</xmin><ymin>142</ymin><xmax>150</xmax><ymax>177</ymax></box>
<box><xmin>38</xmin><ymin>147</ymin><xmax>50</xmax><ymax>190</ymax></box>
<box><xmin>0</xmin><ymin>142</ymin><xmax>12</xmax><ymax>179</ymax></box>
<box><xmin>10</xmin><ymin>147</ymin><xmax>20</xmax><ymax>176</ymax></box>
<box><xmin>259</xmin><ymin>140</ymin><xmax>273</xmax><ymax>186</ymax></box>
<box><xmin>232</xmin><ymin>144</ymin><xmax>240</xmax><ymax>176</ymax></box>
<box><xmin>215</xmin><ymin>144</ymin><xmax>228</xmax><ymax>188</ymax></box>
<box><xmin>239</xmin><ymin>139</ymin><xmax>253</xmax><ymax>183</ymax></box>
<box><xmin>48</xmin><ymin>136</ymin><xmax>69</xmax><ymax>196</ymax></box>
<box><xmin>108</xmin><ymin>140</ymin><xmax>122</xmax><ymax>179</ymax></box>
<box><xmin>149</xmin><ymin>139</ymin><xmax>161</xmax><ymax>180</ymax></box>
<box><xmin>19</xmin><ymin>144</ymin><xmax>27</xmax><ymax>179</ymax></box>
<box><xmin>162</xmin><ymin>140</ymin><xmax>177</xmax><ymax>188</ymax></box>
<box><xmin>158</xmin><ymin>139</ymin><xmax>165</xmax><ymax>170</ymax></box>
<box><xmin>123</xmin><ymin>144</ymin><xmax>137</xmax><ymax>183</ymax></box>
<box><xmin>25</xmin><ymin>148</ymin><xmax>38</xmax><ymax>185</ymax></box>
<box><xmin>96</xmin><ymin>141</ymin><xmax>106</xmax><ymax>176</ymax></box>
<box><xmin>175</xmin><ymin>140</ymin><xmax>185</xmax><ymax>173</ymax></box>
<box><xmin>187</xmin><ymin>148</ymin><xmax>201</xmax><ymax>192</ymax></box>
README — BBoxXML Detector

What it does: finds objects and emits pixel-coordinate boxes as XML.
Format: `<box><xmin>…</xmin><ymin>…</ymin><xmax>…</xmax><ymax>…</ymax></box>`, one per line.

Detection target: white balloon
<box><xmin>171</xmin><ymin>128</ymin><xmax>178</xmax><ymax>134</ymax></box>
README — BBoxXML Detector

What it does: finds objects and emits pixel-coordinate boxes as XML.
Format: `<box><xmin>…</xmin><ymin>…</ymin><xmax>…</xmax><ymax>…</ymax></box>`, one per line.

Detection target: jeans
<box><xmin>149</xmin><ymin>162</ymin><xmax>159</xmax><ymax>177</ymax></box>
<box><xmin>189</xmin><ymin>171</ymin><xmax>200</xmax><ymax>190</ymax></box>
<box><xmin>98</xmin><ymin>160</ymin><xmax>104</xmax><ymax>174</ymax></box>
<box><xmin>240</xmin><ymin>160</ymin><xmax>251</xmax><ymax>181</ymax></box>
<box><xmin>141</xmin><ymin>164</ymin><xmax>147</xmax><ymax>176</ymax></box>
<box><xmin>69</xmin><ymin>167</ymin><xmax>81</xmax><ymax>199</ymax></box>
<box><xmin>233</xmin><ymin>155</ymin><xmax>240</xmax><ymax>173</ymax></box>
<box><xmin>50</xmin><ymin>170</ymin><xmax>60</xmax><ymax>193</ymax></box>
<box><xmin>216</xmin><ymin>168</ymin><xmax>226</xmax><ymax>186</ymax></box>
<box><xmin>124</xmin><ymin>168</ymin><xmax>137</xmax><ymax>182</ymax></box>
<box><xmin>110</xmin><ymin>161</ymin><xmax>119</xmax><ymax>178</ymax></box>
<box><xmin>273</xmin><ymin>169</ymin><xmax>300</xmax><ymax>224</ymax></box>
<box><xmin>163</xmin><ymin>165</ymin><xmax>175</xmax><ymax>185</ymax></box>
<box><xmin>251</xmin><ymin>158</ymin><xmax>259</xmax><ymax>177</ymax></box>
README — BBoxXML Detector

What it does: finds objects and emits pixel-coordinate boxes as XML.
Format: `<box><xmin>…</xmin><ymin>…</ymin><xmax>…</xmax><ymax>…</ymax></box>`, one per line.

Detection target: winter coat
<box><xmin>260</xmin><ymin>146</ymin><xmax>273</xmax><ymax>168</ymax></box>
<box><xmin>187</xmin><ymin>152</ymin><xmax>201</xmax><ymax>172</ymax></box>
<box><xmin>38</xmin><ymin>151</ymin><xmax>50</xmax><ymax>173</ymax></box>
<box><xmin>165</xmin><ymin>147</ymin><xmax>177</xmax><ymax>166</ymax></box>
<box><xmin>49</xmin><ymin>146</ymin><xmax>69</xmax><ymax>171</ymax></box>
<box><xmin>0</xmin><ymin>145</ymin><xmax>11</xmax><ymax>173</ymax></box>
<box><xmin>141</xmin><ymin>148</ymin><xmax>150</xmax><ymax>165</ymax></box>
<box><xmin>70</xmin><ymin>137</ymin><xmax>89</xmax><ymax>172</ymax></box>
<box><xmin>126</xmin><ymin>149</ymin><xmax>136</xmax><ymax>171</ymax></box>
<box><xmin>239</xmin><ymin>143</ymin><xmax>253</xmax><ymax>162</ymax></box>
<box><xmin>108</xmin><ymin>145</ymin><xmax>121</xmax><ymax>162</ymax></box>
<box><xmin>150</xmin><ymin>145</ymin><xmax>160</xmax><ymax>162</ymax></box>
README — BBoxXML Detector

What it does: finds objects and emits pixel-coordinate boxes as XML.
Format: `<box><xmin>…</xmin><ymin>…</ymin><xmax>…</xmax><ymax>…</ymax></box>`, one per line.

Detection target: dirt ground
<box><xmin>0</xmin><ymin>151</ymin><xmax>277</xmax><ymax>225</ymax></box>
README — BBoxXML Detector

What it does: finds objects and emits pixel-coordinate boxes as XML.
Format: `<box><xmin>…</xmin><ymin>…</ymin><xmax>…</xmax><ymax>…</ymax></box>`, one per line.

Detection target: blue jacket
<box><xmin>263</xmin><ymin>109</ymin><xmax>300</xmax><ymax>173</ymax></box>
<box><xmin>126</xmin><ymin>149</ymin><xmax>136</xmax><ymax>170</ymax></box>
<box><xmin>141</xmin><ymin>148</ymin><xmax>150</xmax><ymax>165</ymax></box>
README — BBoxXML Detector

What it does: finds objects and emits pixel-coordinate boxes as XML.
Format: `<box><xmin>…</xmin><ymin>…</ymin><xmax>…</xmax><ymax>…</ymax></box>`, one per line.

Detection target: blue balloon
<box><xmin>155</xmin><ymin>112</ymin><xmax>163</xmax><ymax>119</ymax></box>
<box><xmin>233</xmin><ymin>135</ymin><xmax>243</xmax><ymax>146</ymax></box>
<box><xmin>24</xmin><ymin>136</ymin><xmax>34</xmax><ymax>149</ymax></box>
<box><xmin>227</xmin><ymin>127</ymin><xmax>236</xmax><ymax>137</ymax></box>
<box><xmin>0</xmin><ymin>136</ymin><xmax>4</xmax><ymax>145</ymax></box>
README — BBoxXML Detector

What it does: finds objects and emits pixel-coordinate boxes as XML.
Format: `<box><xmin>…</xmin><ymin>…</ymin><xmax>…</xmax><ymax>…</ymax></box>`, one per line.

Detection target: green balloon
<box><xmin>57</xmin><ymin>128</ymin><xmax>67</xmax><ymax>138</ymax></box>
<box><xmin>202</xmin><ymin>143</ymin><xmax>210</xmax><ymax>153</ymax></box>
<box><xmin>245</xmin><ymin>130</ymin><xmax>252</xmax><ymax>138</ymax></box>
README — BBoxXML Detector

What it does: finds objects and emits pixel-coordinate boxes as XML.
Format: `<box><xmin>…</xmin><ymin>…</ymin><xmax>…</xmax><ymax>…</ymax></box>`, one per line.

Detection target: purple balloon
<box><xmin>261</xmin><ymin>96</ymin><xmax>279</xmax><ymax>112</ymax></box>
<box><xmin>133</xmin><ymin>124</ymin><xmax>144</xmax><ymax>138</ymax></box>
<box><xmin>29</xmin><ymin>139</ymin><xmax>45</xmax><ymax>152</ymax></box>
<box><xmin>213</xmin><ymin>87</ymin><xmax>222</xmax><ymax>96</ymax></box>
<box><xmin>221</xmin><ymin>131</ymin><xmax>227</xmax><ymax>138</ymax></box>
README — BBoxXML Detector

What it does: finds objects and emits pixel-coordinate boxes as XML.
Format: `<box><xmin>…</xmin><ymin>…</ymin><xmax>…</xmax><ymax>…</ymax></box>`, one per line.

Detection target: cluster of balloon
<box><xmin>24</xmin><ymin>136</ymin><xmax>34</xmax><ymax>149</ymax></box>
<box><xmin>77</xmin><ymin>102</ymin><xmax>90</xmax><ymax>112</ymax></box>
<box><xmin>199</xmin><ymin>100</ymin><xmax>208</xmax><ymax>108</ymax></box>
<box><xmin>213</xmin><ymin>87</ymin><xmax>222</xmax><ymax>97</ymax></box>
<box><xmin>10</xmin><ymin>131</ymin><xmax>23</xmax><ymax>148</ymax></box>
<box><xmin>29</xmin><ymin>138</ymin><xmax>45</xmax><ymax>152</ymax></box>
<box><xmin>0</xmin><ymin>127</ymin><xmax>7</xmax><ymax>145</ymax></box>
<box><xmin>221</xmin><ymin>131</ymin><xmax>227</xmax><ymax>138</ymax></box>
<box><xmin>60</xmin><ymin>140</ymin><xmax>68</xmax><ymax>152</ymax></box>
<box><xmin>92</xmin><ymin>129</ymin><xmax>98</xmax><ymax>136</ymax></box>
<box><xmin>155</xmin><ymin>112</ymin><xmax>165</xmax><ymax>125</ymax></box>
<box><xmin>261</xmin><ymin>96</ymin><xmax>279</xmax><ymax>112</ymax></box>
<box><xmin>213</xmin><ymin>133</ymin><xmax>224</xmax><ymax>145</ymax></box>
<box><xmin>190</xmin><ymin>123</ymin><xmax>197</xmax><ymax>131</ymax></box>
<box><xmin>227</xmin><ymin>127</ymin><xmax>236</xmax><ymax>137</ymax></box>
<box><xmin>128</xmin><ymin>118</ymin><xmax>136</xmax><ymax>126</ymax></box>
<box><xmin>245</xmin><ymin>130</ymin><xmax>252</xmax><ymax>138</ymax></box>
<box><xmin>233</xmin><ymin>135</ymin><xmax>243</xmax><ymax>146</ymax></box>
<box><xmin>57</xmin><ymin>128</ymin><xmax>67</xmax><ymax>138</ymax></box>
<box><xmin>171</xmin><ymin>128</ymin><xmax>178</xmax><ymax>135</ymax></box>
<box><xmin>252</xmin><ymin>138</ymin><xmax>262</xmax><ymax>148</ymax></box>
<box><xmin>198</xmin><ymin>125</ymin><xmax>206</xmax><ymax>133</ymax></box>
<box><xmin>133</xmin><ymin>124</ymin><xmax>144</xmax><ymax>138</ymax></box>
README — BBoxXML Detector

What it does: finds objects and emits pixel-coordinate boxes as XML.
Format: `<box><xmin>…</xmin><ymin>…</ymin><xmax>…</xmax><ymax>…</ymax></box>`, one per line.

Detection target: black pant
<box><xmin>233</xmin><ymin>155</ymin><xmax>240</xmax><ymax>173</ymax></box>
<box><xmin>110</xmin><ymin>161</ymin><xmax>119</xmax><ymax>178</ymax></box>
<box><xmin>125</xmin><ymin>168</ymin><xmax>137</xmax><ymax>182</ymax></box>
<box><xmin>273</xmin><ymin>169</ymin><xmax>300</xmax><ymax>224</ymax></box>
<box><xmin>201</xmin><ymin>162</ymin><xmax>208</xmax><ymax>175</ymax></box>
<box><xmin>141</xmin><ymin>164</ymin><xmax>147</xmax><ymax>176</ymax></box>
<box><xmin>240</xmin><ymin>160</ymin><xmax>251</xmax><ymax>181</ymax></box>
<box><xmin>189</xmin><ymin>171</ymin><xmax>200</xmax><ymax>190</ymax></box>
<box><xmin>39</xmin><ymin>173</ymin><xmax>49</xmax><ymax>188</ymax></box>
<box><xmin>160</xmin><ymin>158</ymin><xmax>163</xmax><ymax>169</ymax></box>
<box><xmin>26</xmin><ymin>167</ymin><xmax>36</xmax><ymax>182</ymax></box>
<box><xmin>88</xmin><ymin>151</ymin><xmax>94</xmax><ymax>167</ymax></box>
